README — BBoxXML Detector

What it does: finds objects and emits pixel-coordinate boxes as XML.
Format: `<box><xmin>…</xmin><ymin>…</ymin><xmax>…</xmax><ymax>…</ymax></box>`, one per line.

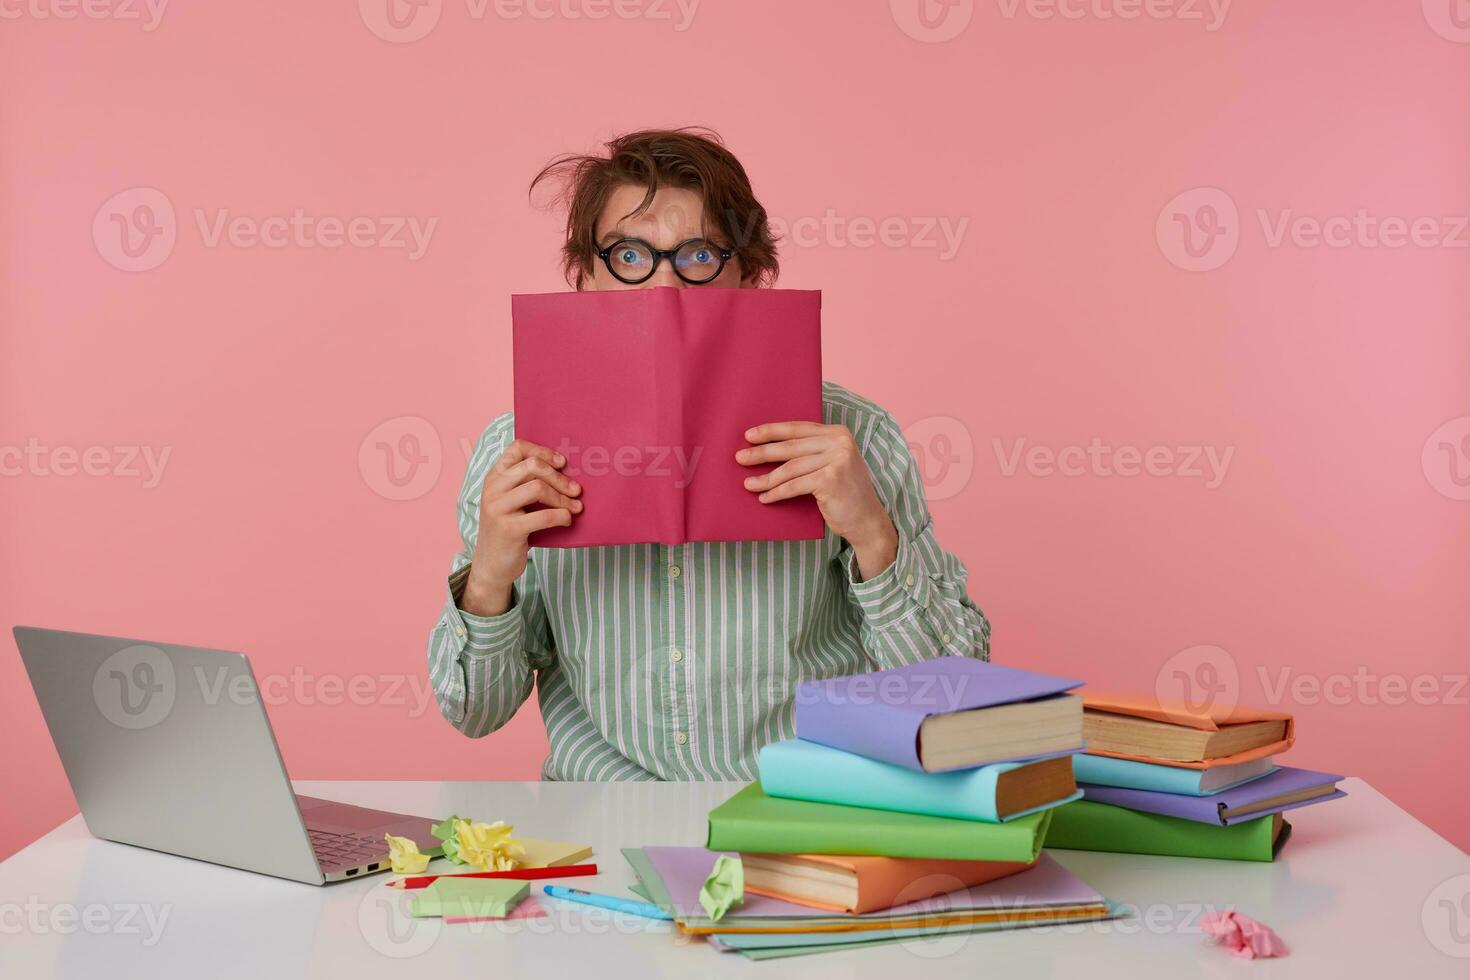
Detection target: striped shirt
<box><xmin>427</xmin><ymin>382</ymin><xmax>990</xmax><ymax>781</ymax></box>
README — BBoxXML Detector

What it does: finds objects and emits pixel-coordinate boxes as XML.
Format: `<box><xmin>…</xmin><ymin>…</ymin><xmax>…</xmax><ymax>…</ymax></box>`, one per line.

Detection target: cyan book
<box><xmin>1071</xmin><ymin>753</ymin><xmax>1278</xmax><ymax>796</ymax></box>
<box><xmin>759</xmin><ymin>738</ymin><xmax>1081</xmax><ymax>822</ymax></box>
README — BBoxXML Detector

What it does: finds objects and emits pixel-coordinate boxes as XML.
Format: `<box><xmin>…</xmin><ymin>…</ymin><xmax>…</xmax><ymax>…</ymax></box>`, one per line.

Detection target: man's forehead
<box><xmin>597</xmin><ymin>185</ymin><xmax>708</xmax><ymax>241</ymax></box>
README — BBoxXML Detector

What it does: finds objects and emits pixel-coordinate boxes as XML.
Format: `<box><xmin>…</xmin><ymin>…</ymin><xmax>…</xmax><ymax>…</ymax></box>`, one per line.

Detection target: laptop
<box><xmin>14</xmin><ymin>626</ymin><xmax>442</xmax><ymax>885</ymax></box>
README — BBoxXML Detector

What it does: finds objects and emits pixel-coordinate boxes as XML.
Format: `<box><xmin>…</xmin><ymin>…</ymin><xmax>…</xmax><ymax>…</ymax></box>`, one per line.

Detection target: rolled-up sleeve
<box><xmin>427</xmin><ymin>414</ymin><xmax>555</xmax><ymax>738</ymax></box>
<box><xmin>841</xmin><ymin>407</ymin><xmax>991</xmax><ymax>668</ymax></box>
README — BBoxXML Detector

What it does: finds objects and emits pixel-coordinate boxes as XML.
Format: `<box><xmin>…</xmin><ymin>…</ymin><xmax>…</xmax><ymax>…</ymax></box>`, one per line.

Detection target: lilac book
<box><xmin>794</xmin><ymin>656</ymin><xmax>1084</xmax><ymax>772</ymax></box>
<box><xmin>636</xmin><ymin>846</ymin><xmax>1100</xmax><ymax>920</ymax></box>
<box><xmin>1080</xmin><ymin>765</ymin><xmax>1346</xmax><ymax>826</ymax></box>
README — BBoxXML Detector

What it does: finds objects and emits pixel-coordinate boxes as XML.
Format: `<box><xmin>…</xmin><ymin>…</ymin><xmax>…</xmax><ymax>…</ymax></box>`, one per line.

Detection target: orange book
<box><xmin>741</xmin><ymin>853</ymin><xmax>1035</xmax><ymax>914</ymax></box>
<box><xmin>1082</xmin><ymin>693</ymin><xmax>1294</xmax><ymax>769</ymax></box>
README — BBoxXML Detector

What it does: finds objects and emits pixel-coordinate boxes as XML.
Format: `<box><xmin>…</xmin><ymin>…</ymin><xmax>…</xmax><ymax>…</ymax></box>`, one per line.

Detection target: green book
<box><xmin>1044</xmin><ymin>799</ymin><xmax>1290</xmax><ymax>862</ymax></box>
<box><xmin>409</xmin><ymin>877</ymin><xmax>530</xmax><ymax>918</ymax></box>
<box><xmin>705</xmin><ymin>783</ymin><xmax>1051</xmax><ymax>862</ymax></box>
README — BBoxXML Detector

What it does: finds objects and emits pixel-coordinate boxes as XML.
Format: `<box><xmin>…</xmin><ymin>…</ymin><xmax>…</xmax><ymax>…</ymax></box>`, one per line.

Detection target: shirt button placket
<box><xmin>669</xmin><ymin>545</ymin><xmax>687</xmax><ymax>753</ymax></box>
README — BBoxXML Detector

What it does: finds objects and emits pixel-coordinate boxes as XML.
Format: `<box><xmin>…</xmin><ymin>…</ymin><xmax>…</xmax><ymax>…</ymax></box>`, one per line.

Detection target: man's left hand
<box><xmin>737</xmin><ymin>421</ymin><xmax>899</xmax><ymax>580</ymax></box>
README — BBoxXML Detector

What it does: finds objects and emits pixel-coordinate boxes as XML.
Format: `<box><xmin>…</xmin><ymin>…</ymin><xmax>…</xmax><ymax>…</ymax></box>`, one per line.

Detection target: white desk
<box><xmin>1</xmin><ymin>777</ymin><xmax>1467</xmax><ymax>977</ymax></box>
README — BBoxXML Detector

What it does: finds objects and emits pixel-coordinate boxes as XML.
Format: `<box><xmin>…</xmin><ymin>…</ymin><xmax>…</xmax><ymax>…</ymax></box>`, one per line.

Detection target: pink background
<box><xmin>2</xmin><ymin>2</ymin><xmax>1467</xmax><ymax>861</ymax></box>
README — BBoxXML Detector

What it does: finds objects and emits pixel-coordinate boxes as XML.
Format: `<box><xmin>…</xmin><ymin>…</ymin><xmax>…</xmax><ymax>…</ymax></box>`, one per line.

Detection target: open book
<box><xmin>512</xmin><ymin>288</ymin><xmax>824</xmax><ymax>547</ymax></box>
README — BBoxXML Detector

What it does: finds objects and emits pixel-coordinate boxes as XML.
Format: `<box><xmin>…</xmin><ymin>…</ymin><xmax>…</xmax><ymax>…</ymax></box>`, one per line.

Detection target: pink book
<box><xmin>511</xmin><ymin>288</ymin><xmax>824</xmax><ymax>547</ymax></box>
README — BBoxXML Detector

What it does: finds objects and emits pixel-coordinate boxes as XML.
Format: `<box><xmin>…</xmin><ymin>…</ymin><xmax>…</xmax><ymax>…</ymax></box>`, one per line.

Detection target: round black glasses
<box><xmin>596</xmin><ymin>237</ymin><xmax>734</xmax><ymax>285</ymax></box>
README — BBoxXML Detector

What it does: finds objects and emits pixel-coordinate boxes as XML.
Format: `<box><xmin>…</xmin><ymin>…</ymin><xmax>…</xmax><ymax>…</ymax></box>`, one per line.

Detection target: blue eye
<box><xmin>619</xmin><ymin>248</ymin><xmax>642</xmax><ymax>265</ymax></box>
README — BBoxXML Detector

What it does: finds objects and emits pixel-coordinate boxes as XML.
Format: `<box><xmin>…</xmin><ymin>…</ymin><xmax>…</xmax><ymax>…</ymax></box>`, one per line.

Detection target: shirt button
<box><xmin>670</xmin><ymin>649</ymin><xmax>684</xmax><ymax>664</ymax></box>
<box><xmin>669</xmin><ymin>565</ymin><xmax>681</xmax><ymax>579</ymax></box>
<box><xmin>674</xmin><ymin>731</ymin><xmax>688</xmax><ymax>745</ymax></box>
<box><xmin>904</xmin><ymin>574</ymin><xmax>916</xmax><ymax>588</ymax></box>
<box><xmin>942</xmin><ymin>633</ymin><xmax>953</xmax><ymax>644</ymax></box>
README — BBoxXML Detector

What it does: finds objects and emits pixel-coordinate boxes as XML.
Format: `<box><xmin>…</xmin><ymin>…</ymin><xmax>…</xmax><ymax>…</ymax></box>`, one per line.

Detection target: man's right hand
<box><xmin>460</xmin><ymin>439</ymin><xmax>581</xmax><ymax>617</ymax></box>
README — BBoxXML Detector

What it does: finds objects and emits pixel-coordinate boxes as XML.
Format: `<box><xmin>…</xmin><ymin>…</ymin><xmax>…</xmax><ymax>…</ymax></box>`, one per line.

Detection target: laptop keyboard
<box><xmin>308</xmin><ymin>828</ymin><xmax>387</xmax><ymax>869</ymax></box>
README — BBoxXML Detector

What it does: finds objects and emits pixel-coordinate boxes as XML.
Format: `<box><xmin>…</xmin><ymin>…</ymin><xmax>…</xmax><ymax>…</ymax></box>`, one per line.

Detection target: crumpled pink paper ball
<box><xmin>1200</xmin><ymin>910</ymin><xmax>1289</xmax><ymax>959</ymax></box>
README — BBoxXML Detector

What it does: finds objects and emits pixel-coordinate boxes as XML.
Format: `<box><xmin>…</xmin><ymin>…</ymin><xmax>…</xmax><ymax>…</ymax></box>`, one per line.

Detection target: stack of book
<box><xmin>1046</xmin><ymin>693</ymin><xmax>1346</xmax><ymax>861</ymax></box>
<box><xmin>698</xmin><ymin>657</ymin><xmax>1107</xmax><ymax>950</ymax></box>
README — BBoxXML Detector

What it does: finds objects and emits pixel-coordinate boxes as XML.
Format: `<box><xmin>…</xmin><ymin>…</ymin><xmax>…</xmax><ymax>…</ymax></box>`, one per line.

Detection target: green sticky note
<box><xmin>410</xmin><ymin>878</ymin><xmax>530</xmax><ymax>919</ymax></box>
<box><xmin>698</xmin><ymin>854</ymin><xmax>744</xmax><ymax>920</ymax></box>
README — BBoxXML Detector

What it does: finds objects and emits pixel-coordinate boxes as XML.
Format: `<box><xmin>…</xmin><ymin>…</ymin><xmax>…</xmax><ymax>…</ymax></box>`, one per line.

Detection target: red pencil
<box><xmin>386</xmin><ymin>863</ymin><xmax>598</xmax><ymax>890</ymax></box>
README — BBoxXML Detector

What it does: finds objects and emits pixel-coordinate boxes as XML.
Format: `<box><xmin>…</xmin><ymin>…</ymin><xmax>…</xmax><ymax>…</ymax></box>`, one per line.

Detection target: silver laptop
<box><xmin>14</xmin><ymin>626</ymin><xmax>441</xmax><ymax>885</ymax></box>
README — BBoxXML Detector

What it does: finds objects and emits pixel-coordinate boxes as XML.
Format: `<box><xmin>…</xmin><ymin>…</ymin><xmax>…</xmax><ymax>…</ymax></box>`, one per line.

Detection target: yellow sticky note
<box><xmin>517</xmin><ymin>838</ymin><xmax>593</xmax><ymax>868</ymax></box>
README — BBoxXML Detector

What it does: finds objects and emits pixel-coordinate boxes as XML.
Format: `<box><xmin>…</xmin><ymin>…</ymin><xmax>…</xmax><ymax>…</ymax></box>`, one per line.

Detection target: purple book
<box><xmin>794</xmin><ymin>656</ymin><xmax>1084</xmax><ymax>771</ymax></box>
<box><xmin>638</xmin><ymin>846</ymin><xmax>1101</xmax><ymax>920</ymax></box>
<box><xmin>1080</xmin><ymin>765</ymin><xmax>1346</xmax><ymax>825</ymax></box>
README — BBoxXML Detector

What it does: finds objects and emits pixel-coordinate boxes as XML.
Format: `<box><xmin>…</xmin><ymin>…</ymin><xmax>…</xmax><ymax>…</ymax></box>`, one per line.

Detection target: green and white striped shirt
<box><xmin>427</xmin><ymin>382</ymin><xmax>990</xmax><ymax>781</ymax></box>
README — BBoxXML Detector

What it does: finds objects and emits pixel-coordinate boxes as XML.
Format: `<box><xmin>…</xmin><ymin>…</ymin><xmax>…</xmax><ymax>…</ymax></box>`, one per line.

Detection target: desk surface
<box><xmin>2</xmin><ymin>777</ymin><xmax>1467</xmax><ymax>977</ymax></box>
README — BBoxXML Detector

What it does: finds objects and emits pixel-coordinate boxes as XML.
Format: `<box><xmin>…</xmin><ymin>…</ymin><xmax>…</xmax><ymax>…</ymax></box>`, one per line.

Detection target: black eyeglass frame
<box><xmin>595</xmin><ymin>237</ymin><xmax>734</xmax><ymax>285</ymax></box>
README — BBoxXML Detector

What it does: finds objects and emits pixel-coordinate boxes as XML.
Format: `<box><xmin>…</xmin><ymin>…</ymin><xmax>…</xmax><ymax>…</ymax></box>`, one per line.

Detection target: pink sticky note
<box><xmin>512</xmin><ymin>288</ymin><xmax>824</xmax><ymax>547</ymax></box>
<box><xmin>1200</xmin><ymin>911</ymin><xmax>1288</xmax><ymax>958</ymax></box>
<box><xmin>443</xmin><ymin>896</ymin><xmax>548</xmax><ymax>924</ymax></box>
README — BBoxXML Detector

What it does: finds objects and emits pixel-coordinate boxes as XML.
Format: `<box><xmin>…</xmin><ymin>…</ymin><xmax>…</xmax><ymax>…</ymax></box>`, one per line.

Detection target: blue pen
<box><xmin>542</xmin><ymin>884</ymin><xmax>674</xmax><ymax>920</ymax></box>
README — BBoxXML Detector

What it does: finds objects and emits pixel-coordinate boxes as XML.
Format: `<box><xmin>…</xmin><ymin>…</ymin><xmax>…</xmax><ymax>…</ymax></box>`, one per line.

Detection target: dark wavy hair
<box><xmin>530</xmin><ymin>128</ymin><xmax>780</xmax><ymax>289</ymax></box>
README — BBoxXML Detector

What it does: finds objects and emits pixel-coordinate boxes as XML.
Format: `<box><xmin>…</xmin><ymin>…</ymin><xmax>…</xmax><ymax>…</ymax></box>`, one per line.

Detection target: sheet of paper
<box><xmin>635</xmin><ymin>847</ymin><xmax>1098</xmax><ymax>921</ymax></box>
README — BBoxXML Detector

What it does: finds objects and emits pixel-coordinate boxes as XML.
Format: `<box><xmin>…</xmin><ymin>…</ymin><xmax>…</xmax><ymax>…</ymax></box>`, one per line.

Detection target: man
<box><xmin>429</xmin><ymin>128</ymin><xmax>989</xmax><ymax>780</ymax></box>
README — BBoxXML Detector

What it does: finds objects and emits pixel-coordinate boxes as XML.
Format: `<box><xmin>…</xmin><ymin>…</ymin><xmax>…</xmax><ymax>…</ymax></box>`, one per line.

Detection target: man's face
<box><xmin>587</xmin><ymin>183</ymin><xmax>747</xmax><ymax>290</ymax></box>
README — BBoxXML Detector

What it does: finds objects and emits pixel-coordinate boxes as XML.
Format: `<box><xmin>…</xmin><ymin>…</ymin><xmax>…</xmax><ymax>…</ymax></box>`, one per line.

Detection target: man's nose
<box><xmin>643</xmin><ymin>260</ymin><xmax>686</xmax><ymax>289</ymax></box>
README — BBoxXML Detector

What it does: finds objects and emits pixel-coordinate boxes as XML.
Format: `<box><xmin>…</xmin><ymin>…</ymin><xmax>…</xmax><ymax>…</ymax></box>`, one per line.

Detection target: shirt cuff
<box><xmin>845</xmin><ymin>536</ymin><xmax>934</xmax><ymax>630</ymax></box>
<box><xmin>445</xmin><ymin>565</ymin><xmax>524</xmax><ymax>655</ymax></box>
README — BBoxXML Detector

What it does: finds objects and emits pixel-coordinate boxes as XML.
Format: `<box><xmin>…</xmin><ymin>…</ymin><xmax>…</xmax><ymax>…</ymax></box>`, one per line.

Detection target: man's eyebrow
<box><xmin>595</xmin><ymin>230</ymin><xmax>625</xmax><ymax>246</ymax></box>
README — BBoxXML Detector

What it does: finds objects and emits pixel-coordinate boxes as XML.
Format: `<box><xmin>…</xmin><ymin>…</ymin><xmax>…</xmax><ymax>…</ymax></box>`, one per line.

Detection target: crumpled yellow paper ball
<box><xmin>384</xmin><ymin>834</ymin><xmax>431</xmax><ymax>875</ymax></box>
<box><xmin>453</xmin><ymin>819</ymin><xmax>526</xmax><ymax>872</ymax></box>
